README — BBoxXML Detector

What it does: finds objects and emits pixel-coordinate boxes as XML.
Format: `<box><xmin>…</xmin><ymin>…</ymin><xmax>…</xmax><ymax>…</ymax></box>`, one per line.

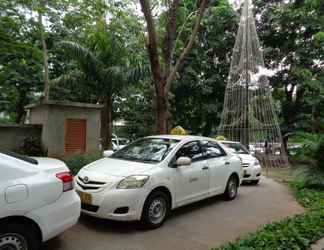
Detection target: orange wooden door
<box><xmin>64</xmin><ymin>119</ymin><xmax>87</xmax><ymax>156</ymax></box>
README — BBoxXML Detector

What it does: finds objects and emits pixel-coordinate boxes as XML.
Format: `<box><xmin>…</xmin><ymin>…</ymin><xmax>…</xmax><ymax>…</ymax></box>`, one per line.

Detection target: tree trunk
<box><xmin>155</xmin><ymin>81</ymin><xmax>168</xmax><ymax>134</ymax></box>
<box><xmin>38</xmin><ymin>0</ymin><xmax>50</xmax><ymax>103</ymax></box>
<box><xmin>15</xmin><ymin>91</ymin><xmax>27</xmax><ymax>124</ymax></box>
<box><xmin>100</xmin><ymin>95</ymin><xmax>113</xmax><ymax>150</ymax></box>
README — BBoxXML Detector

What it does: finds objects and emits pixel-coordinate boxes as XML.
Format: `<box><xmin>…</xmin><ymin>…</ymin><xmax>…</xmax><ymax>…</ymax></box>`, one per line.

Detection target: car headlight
<box><xmin>117</xmin><ymin>175</ymin><xmax>150</xmax><ymax>189</ymax></box>
<box><xmin>253</xmin><ymin>159</ymin><xmax>260</xmax><ymax>166</ymax></box>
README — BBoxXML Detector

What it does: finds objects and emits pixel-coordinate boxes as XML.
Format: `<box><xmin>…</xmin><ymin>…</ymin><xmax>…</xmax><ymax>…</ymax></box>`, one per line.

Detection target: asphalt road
<box><xmin>44</xmin><ymin>177</ymin><xmax>304</xmax><ymax>250</ymax></box>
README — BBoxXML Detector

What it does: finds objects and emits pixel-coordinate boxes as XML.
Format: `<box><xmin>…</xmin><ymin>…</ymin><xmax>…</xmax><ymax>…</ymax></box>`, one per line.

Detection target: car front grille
<box><xmin>242</xmin><ymin>163</ymin><xmax>250</xmax><ymax>168</ymax></box>
<box><xmin>77</xmin><ymin>176</ymin><xmax>107</xmax><ymax>191</ymax></box>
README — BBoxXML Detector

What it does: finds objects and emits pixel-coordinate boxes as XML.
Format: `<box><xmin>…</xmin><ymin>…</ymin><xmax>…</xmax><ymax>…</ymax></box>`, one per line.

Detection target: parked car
<box><xmin>112</xmin><ymin>137</ymin><xmax>130</xmax><ymax>151</ymax></box>
<box><xmin>76</xmin><ymin>135</ymin><xmax>242</xmax><ymax>229</ymax></box>
<box><xmin>103</xmin><ymin>134</ymin><xmax>130</xmax><ymax>157</ymax></box>
<box><xmin>0</xmin><ymin>151</ymin><xmax>81</xmax><ymax>250</ymax></box>
<box><xmin>220</xmin><ymin>141</ymin><xmax>261</xmax><ymax>184</ymax></box>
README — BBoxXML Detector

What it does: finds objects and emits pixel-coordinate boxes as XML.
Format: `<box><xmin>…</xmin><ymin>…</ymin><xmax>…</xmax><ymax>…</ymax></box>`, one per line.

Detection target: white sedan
<box><xmin>76</xmin><ymin>135</ymin><xmax>242</xmax><ymax>229</ymax></box>
<box><xmin>0</xmin><ymin>151</ymin><xmax>81</xmax><ymax>250</ymax></box>
<box><xmin>220</xmin><ymin>141</ymin><xmax>262</xmax><ymax>184</ymax></box>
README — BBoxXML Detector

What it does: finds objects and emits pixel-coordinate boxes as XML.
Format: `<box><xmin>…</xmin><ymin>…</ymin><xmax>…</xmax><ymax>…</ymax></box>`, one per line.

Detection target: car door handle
<box><xmin>202</xmin><ymin>166</ymin><xmax>209</xmax><ymax>170</ymax></box>
<box><xmin>225</xmin><ymin>162</ymin><xmax>230</xmax><ymax>166</ymax></box>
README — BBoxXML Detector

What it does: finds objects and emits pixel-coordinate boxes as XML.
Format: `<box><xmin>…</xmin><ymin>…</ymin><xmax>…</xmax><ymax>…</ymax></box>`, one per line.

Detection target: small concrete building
<box><xmin>25</xmin><ymin>101</ymin><xmax>103</xmax><ymax>158</ymax></box>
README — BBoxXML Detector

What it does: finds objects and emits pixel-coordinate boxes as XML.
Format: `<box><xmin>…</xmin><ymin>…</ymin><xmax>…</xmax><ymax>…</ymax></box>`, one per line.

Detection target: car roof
<box><xmin>147</xmin><ymin>134</ymin><xmax>216</xmax><ymax>142</ymax></box>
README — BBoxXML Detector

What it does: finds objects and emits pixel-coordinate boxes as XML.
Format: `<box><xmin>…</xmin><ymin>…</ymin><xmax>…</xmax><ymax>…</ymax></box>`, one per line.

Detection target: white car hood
<box><xmin>82</xmin><ymin>157</ymin><xmax>155</xmax><ymax>177</ymax></box>
<box><xmin>237</xmin><ymin>154</ymin><xmax>256</xmax><ymax>164</ymax></box>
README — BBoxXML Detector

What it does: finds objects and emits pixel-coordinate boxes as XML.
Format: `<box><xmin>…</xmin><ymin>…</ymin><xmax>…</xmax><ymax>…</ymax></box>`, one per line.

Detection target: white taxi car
<box><xmin>76</xmin><ymin>135</ymin><xmax>242</xmax><ymax>229</ymax></box>
<box><xmin>220</xmin><ymin>141</ymin><xmax>262</xmax><ymax>184</ymax></box>
<box><xmin>0</xmin><ymin>151</ymin><xmax>81</xmax><ymax>250</ymax></box>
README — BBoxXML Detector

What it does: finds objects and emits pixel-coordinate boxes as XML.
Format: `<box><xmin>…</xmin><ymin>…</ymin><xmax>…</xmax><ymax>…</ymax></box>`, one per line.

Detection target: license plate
<box><xmin>77</xmin><ymin>190</ymin><xmax>92</xmax><ymax>204</ymax></box>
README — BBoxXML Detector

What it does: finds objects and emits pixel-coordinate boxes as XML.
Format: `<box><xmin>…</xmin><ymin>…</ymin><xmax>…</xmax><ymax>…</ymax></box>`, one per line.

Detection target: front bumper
<box><xmin>76</xmin><ymin>185</ymin><xmax>149</xmax><ymax>221</ymax></box>
<box><xmin>242</xmin><ymin>165</ymin><xmax>261</xmax><ymax>181</ymax></box>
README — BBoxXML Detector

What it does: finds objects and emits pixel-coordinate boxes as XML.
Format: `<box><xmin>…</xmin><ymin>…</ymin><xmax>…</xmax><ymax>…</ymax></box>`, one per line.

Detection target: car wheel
<box><xmin>0</xmin><ymin>222</ymin><xmax>41</xmax><ymax>250</ymax></box>
<box><xmin>223</xmin><ymin>175</ymin><xmax>239</xmax><ymax>200</ymax></box>
<box><xmin>141</xmin><ymin>191</ymin><xmax>170</xmax><ymax>229</ymax></box>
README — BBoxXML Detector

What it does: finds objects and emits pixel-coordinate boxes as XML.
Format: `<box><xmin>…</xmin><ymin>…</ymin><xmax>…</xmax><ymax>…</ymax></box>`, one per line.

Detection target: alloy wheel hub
<box><xmin>0</xmin><ymin>234</ymin><xmax>27</xmax><ymax>250</ymax></box>
<box><xmin>148</xmin><ymin>198</ymin><xmax>166</xmax><ymax>224</ymax></box>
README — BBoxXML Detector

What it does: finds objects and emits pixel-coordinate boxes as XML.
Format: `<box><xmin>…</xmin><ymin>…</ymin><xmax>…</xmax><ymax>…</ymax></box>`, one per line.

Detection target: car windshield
<box><xmin>111</xmin><ymin>138</ymin><xmax>180</xmax><ymax>163</ymax></box>
<box><xmin>222</xmin><ymin>142</ymin><xmax>250</xmax><ymax>154</ymax></box>
<box><xmin>119</xmin><ymin>139</ymin><xmax>129</xmax><ymax>146</ymax></box>
<box><xmin>0</xmin><ymin>150</ymin><xmax>38</xmax><ymax>165</ymax></box>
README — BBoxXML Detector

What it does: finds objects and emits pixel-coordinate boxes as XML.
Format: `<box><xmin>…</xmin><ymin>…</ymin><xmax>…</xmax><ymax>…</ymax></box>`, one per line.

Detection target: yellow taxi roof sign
<box><xmin>215</xmin><ymin>135</ymin><xmax>226</xmax><ymax>141</ymax></box>
<box><xmin>170</xmin><ymin>126</ymin><xmax>187</xmax><ymax>135</ymax></box>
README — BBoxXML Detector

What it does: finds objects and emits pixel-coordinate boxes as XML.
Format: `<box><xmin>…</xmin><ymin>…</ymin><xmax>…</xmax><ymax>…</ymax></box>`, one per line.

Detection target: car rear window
<box><xmin>0</xmin><ymin>150</ymin><xmax>38</xmax><ymax>165</ymax></box>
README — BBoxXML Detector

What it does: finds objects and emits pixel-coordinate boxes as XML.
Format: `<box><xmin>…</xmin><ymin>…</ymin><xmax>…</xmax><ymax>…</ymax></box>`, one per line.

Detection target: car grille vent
<box><xmin>242</xmin><ymin>163</ymin><xmax>250</xmax><ymax>168</ymax></box>
<box><xmin>77</xmin><ymin>176</ymin><xmax>107</xmax><ymax>191</ymax></box>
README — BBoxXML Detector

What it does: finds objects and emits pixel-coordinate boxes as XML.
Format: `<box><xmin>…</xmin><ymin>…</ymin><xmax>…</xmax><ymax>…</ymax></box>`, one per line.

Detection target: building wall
<box><xmin>28</xmin><ymin>104</ymin><xmax>101</xmax><ymax>158</ymax></box>
<box><xmin>0</xmin><ymin>124</ymin><xmax>42</xmax><ymax>152</ymax></box>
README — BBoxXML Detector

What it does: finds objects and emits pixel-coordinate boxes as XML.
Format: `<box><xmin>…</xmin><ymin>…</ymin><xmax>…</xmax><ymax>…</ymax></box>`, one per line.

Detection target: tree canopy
<box><xmin>0</xmin><ymin>0</ymin><xmax>323</xmax><ymax>141</ymax></box>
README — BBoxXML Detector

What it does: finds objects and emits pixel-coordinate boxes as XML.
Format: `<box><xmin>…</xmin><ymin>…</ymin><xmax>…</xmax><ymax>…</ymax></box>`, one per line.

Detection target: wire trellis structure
<box><xmin>218</xmin><ymin>0</ymin><xmax>289</xmax><ymax>168</ymax></box>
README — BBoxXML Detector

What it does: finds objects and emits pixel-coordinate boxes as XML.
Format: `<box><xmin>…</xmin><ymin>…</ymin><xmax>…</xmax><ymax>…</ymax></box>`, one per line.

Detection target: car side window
<box><xmin>176</xmin><ymin>141</ymin><xmax>205</xmax><ymax>162</ymax></box>
<box><xmin>203</xmin><ymin>141</ymin><xmax>226</xmax><ymax>159</ymax></box>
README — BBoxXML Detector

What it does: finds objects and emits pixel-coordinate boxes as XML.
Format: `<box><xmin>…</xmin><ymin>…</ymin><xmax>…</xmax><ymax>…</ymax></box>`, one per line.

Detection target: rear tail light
<box><xmin>56</xmin><ymin>172</ymin><xmax>74</xmax><ymax>192</ymax></box>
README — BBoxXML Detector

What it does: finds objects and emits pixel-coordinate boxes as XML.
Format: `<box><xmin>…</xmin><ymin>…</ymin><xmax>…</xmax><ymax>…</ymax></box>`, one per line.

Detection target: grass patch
<box><xmin>262</xmin><ymin>167</ymin><xmax>295</xmax><ymax>183</ymax></box>
<box><xmin>213</xmin><ymin>168</ymin><xmax>324</xmax><ymax>250</ymax></box>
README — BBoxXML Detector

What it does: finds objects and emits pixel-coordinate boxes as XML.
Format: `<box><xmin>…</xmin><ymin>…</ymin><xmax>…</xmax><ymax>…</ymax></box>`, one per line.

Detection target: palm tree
<box><xmin>54</xmin><ymin>24</ymin><xmax>148</xmax><ymax>149</ymax></box>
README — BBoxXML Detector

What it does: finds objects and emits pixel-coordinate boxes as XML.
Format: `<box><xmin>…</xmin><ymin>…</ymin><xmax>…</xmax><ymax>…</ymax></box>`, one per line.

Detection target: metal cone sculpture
<box><xmin>218</xmin><ymin>0</ymin><xmax>289</xmax><ymax>167</ymax></box>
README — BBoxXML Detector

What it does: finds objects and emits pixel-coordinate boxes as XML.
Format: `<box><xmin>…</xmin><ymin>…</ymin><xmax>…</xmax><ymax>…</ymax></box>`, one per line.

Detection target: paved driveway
<box><xmin>44</xmin><ymin>177</ymin><xmax>304</xmax><ymax>250</ymax></box>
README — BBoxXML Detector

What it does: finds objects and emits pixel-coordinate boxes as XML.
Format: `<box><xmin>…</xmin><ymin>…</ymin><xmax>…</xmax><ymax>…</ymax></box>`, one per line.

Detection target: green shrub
<box><xmin>290</xmin><ymin>182</ymin><xmax>324</xmax><ymax>210</ymax></box>
<box><xmin>293</xmin><ymin>133</ymin><xmax>324</xmax><ymax>187</ymax></box>
<box><xmin>213</xmin><ymin>209</ymin><xmax>324</xmax><ymax>250</ymax></box>
<box><xmin>64</xmin><ymin>152</ymin><xmax>102</xmax><ymax>175</ymax></box>
<box><xmin>18</xmin><ymin>136</ymin><xmax>45</xmax><ymax>156</ymax></box>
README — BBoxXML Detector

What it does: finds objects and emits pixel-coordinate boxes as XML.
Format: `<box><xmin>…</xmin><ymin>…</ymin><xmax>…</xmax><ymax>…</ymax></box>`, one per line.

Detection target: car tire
<box><xmin>0</xmin><ymin>222</ymin><xmax>41</xmax><ymax>250</ymax></box>
<box><xmin>141</xmin><ymin>191</ymin><xmax>170</xmax><ymax>229</ymax></box>
<box><xmin>251</xmin><ymin>180</ymin><xmax>259</xmax><ymax>185</ymax></box>
<box><xmin>223</xmin><ymin>175</ymin><xmax>239</xmax><ymax>200</ymax></box>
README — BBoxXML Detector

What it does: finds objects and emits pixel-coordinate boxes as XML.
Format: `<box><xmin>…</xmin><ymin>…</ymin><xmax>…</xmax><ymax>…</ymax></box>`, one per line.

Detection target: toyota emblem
<box><xmin>83</xmin><ymin>176</ymin><xmax>89</xmax><ymax>183</ymax></box>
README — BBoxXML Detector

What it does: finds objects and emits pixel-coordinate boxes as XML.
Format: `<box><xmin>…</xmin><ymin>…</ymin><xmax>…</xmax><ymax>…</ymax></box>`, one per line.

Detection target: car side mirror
<box><xmin>176</xmin><ymin>157</ymin><xmax>192</xmax><ymax>167</ymax></box>
<box><xmin>103</xmin><ymin>150</ymin><xmax>114</xmax><ymax>157</ymax></box>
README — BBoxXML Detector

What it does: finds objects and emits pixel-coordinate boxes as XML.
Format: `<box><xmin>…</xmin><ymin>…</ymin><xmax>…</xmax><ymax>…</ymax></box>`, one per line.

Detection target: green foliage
<box><xmin>171</xmin><ymin>0</ymin><xmax>238</xmax><ymax>136</ymax></box>
<box><xmin>18</xmin><ymin>136</ymin><xmax>45</xmax><ymax>156</ymax></box>
<box><xmin>290</xmin><ymin>183</ymin><xmax>324</xmax><ymax>209</ymax></box>
<box><xmin>116</xmin><ymin>82</ymin><xmax>155</xmax><ymax>138</ymax></box>
<box><xmin>256</xmin><ymin>0</ymin><xmax>324</xmax><ymax>135</ymax></box>
<box><xmin>292</xmin><ymin>133</ymin><xmax>324</xmax><ymax>187</ymax></box>
<box><xmin>0</xmin><ymin>0</ymin><xmax>43</xmax><ymax>122</ymax></box>
<box><xmin>213</xmin><ymin>209</ymin><xmax>324</xmax><ymax>250</ymax></box>
<box><xmin>64</xmin><ymin>153</ymin><xmax>102</xmax><ymax>176</ymax></box>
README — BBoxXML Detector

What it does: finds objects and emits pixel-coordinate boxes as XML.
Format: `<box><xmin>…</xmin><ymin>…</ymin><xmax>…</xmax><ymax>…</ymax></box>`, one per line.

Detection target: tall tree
<box><xmin>37</xmin><ymin>0</ymin><xmax>50</xmax><ymax>102</ymax></box>
<box><xmin>171</xmin><ymin>0</ymin><xmax>238</xmax><ymax>135</ymax></box>
<box><xmin>53</xmin><ymin>21</ymin><xmax>147</xmax><ymax>149</ymax></box>
<box><xmin>139</xmin><ymin>0</ymin><xmax>209</xmax><ymax>134</ymax></box>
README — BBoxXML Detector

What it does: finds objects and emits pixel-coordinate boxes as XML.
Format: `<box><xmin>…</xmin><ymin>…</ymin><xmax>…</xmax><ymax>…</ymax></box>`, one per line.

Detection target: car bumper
<box><xmin>26</xmin><ymin>190</ymin><xmax>81</xmax><ymax>242</ymax></box>
<box><xmin>76</xmin><ymin>187</ymin><xmax>148</xmax><ymax>221</ymax></box>
<box><xmin>242</xmin><ymin>165</ymin><xmax>261</xmax><ymax>181</ymax></box>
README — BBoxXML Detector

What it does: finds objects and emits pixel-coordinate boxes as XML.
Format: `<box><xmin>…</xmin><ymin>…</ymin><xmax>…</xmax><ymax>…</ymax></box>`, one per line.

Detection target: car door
<box><xmin>203</xmin><ymin>141</ymin><xmax>229</xmax><ymax>195</ymax></box>
<box><xmin>172</xmin><ymin>141</ymin><xmax>210</xmax><ymax>207</ymax></box>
